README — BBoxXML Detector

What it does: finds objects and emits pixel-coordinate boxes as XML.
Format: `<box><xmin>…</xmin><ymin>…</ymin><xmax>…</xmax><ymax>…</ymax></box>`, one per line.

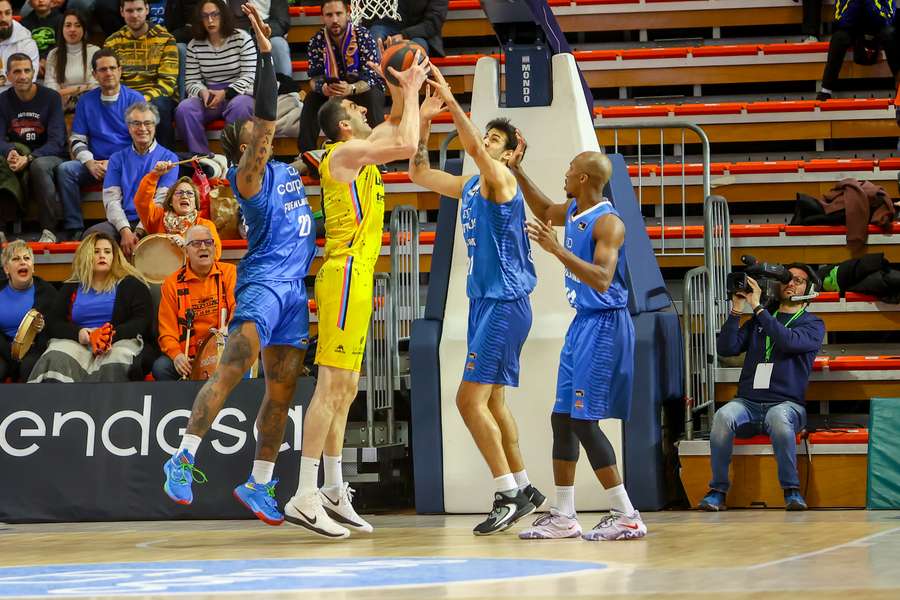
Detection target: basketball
<box><xmin>380</xmin><ymin>40</ymin><xmax>427</xmax><ymax>86</ymax></box>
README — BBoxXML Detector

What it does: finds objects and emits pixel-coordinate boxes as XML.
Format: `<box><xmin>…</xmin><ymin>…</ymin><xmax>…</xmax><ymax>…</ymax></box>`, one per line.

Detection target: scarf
<box><xmin>163</xmin><ymin>209</ymin><xmax>198</xmax><ymax>237</ymax></box>
<box><xmin>323</xmin><ymin>22</ymin><xmax>360</xmax><ymax>83</ymax></box>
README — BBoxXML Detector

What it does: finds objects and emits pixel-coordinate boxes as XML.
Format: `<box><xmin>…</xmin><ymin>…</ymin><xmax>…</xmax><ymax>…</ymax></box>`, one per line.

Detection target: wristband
<box><xmin>753</xmin><ymin>305</ymin><xmax>764</xmax><ymax>315</ymax></box>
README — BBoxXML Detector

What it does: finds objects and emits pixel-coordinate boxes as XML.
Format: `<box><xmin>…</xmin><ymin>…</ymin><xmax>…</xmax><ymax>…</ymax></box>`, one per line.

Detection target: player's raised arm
<box><xmin>507</xmin><ymin>131</ymin><xmax>570</xmax><ymax>225</ymax></box>
<box><xmin>528</xmin><ymin>213</ymin><xmax>624</xmax><ymax>293</ymax></box>
<box><xmin>427</xmin><ymin>65</ymin><xmax>516</xmax><ymax>202</ymax></box>
<box><xmin>328</xmin><ymin>54</ymin><xmax>428</xmax><ymax>181</ymax></box>
<box><xmin>235</xmin><ymin>3</ymin><xmax>276</xmax><ymax>200</ymax></box>
<box><xmin>408</xmin><ymin>83</ymin><xmax>467</xmax><ymax>199</ymax></box>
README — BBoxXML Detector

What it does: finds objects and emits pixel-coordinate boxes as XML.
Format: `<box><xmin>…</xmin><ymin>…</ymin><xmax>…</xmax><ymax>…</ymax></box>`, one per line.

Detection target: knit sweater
<box><xmin>104</xmin><ymin>24</ymin><xmax>179</xmax><ymax>99</ymax></box>
<box><xmin>184</xmin><ymin>29</ymin><xmax>257</xmax><ymax>98</ymax></box>
<box><xmin>44</xmin><ymin>43</ymin><xmax>100</xmax><ymax>90</ymax></box>
<box><xmin>717</xmin><ymin>308</ymin><xmax>825</xmax><ymax>406</ymax></box>
<box><xmin>69</xmin><ymin>85</ymin><xmax>146</xmax><ymax>163</ymax></box>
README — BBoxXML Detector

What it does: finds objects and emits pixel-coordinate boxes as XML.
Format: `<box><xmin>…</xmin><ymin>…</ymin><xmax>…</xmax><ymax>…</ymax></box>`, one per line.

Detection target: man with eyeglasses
<box><xmin>154</xmin><ymin>223</ymin><xmax>237</xmax><ymax>380</ymax></box>
<box><xmin>83</xmin><ymin>100</ymin><xmax>178</xmax><ymax>256</ymax></box>
<box><xmin>700</xmin><ymin>263</ymin><xmax>826</xmax><ymax>512</ymax></box>
<box><xmin>56</xmin><ymin>48</ymin><xmax>145</xmax><ymax>242</ymax></box>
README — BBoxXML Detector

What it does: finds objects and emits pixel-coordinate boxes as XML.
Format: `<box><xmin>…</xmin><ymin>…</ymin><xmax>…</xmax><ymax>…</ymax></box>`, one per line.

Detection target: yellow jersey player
<box><xmin>284</xmin><ymin>52</ymin><xmax>428</xmax><ymax>539</ymax></box>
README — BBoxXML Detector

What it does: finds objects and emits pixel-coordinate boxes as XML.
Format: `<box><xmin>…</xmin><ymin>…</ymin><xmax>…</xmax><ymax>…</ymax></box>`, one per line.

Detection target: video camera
<box><xmin>725</xmin><ymin>255</ymin><xmax>792</xmax><ymax>307</ymax></box>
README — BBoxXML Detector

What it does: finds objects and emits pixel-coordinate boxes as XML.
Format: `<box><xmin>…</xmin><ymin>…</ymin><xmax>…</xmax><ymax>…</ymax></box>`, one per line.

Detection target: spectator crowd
<box><xmin>0</xmin><ymin>0</ymin><xmax>448</xmax><ymax>383</ymax></box>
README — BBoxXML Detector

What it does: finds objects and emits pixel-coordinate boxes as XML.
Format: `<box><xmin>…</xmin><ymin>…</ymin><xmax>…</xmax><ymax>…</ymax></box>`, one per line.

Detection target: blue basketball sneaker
<box><xmin>698</xmin><ymin>489</ymin><xmax>727</xmax><ymax>512</ymax></box>
<box><xmin>163</xmin><ymin>449</ymin><xmax>207</xmax><ymax>505</ymax></box>
<box><xmin>233</xmin><ymin>477</ymin><xmax>284</xmax><ymax>526</ymax></box>
<box><xmin>784</xmin><ymin>488</ymin><xmax>808</xmax><ymax>511</ymax></box>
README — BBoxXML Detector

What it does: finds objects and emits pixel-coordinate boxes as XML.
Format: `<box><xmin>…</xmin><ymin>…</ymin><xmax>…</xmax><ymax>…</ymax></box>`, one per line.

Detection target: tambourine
<box><xmin>133</xmin><ymin>234</ymin><xmax>184</xmax><ymax>283</ymax></box>
<box><xmin>11</xmin><ymin>308</ymin><xmax>41</xmax><ymax>361</ymax></box>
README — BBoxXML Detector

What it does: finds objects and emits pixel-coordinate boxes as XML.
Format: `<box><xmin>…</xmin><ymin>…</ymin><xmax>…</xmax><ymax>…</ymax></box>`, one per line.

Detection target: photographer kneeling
<box><xmin>699</xmin><ymin>263</ymin><xmax>825</xmax><ymax>511</ymax></box>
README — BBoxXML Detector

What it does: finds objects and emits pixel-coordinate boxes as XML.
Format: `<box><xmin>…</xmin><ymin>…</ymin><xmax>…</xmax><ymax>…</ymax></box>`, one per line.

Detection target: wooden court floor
<box><xmin>1</xmin><ymin>510</ymin><xmax>899</xmax><ymax>599</ymax></box>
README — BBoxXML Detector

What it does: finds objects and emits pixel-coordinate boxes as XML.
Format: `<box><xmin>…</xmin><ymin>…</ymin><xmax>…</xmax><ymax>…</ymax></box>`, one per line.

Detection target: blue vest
<box><xmin>563</xmin><ymin>199</ymin><xmax>628</xmax><ymax>311</ymax></box>
<box><xmin>460</xmin><ymin>175</ymin><xmax>536</xmax><ymax>300</ymax></box>
<box><xmin>227</xmin><ymin>161</ymin><xmax>316</xmax><ymax>282</ymax></box>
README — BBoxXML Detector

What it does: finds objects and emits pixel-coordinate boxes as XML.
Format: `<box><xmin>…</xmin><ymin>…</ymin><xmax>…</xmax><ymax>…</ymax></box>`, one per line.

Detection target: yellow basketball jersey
<box><xmin>319</xmin><ymin>141</ymin><xmax>386</xmax><ymax>269</ymax></box>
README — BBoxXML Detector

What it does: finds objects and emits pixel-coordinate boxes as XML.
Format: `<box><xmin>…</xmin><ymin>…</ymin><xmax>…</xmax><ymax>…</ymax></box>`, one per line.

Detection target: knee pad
<box><xmin>551</xmin><ymin>412</ymin><xmax>580</xmax><ymax>462</ymax></box>
<box><xmin>570</xmin><ymin>419</ymin><xmax>617</xmax><ymax>470</ymax></box>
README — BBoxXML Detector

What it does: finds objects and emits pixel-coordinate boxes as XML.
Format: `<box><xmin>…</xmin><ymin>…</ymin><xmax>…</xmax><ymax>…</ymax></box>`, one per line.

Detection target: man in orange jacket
<box><xmin>154</xmin><ymin>224</ymin><xmax>237</xmax><ymax>380</ymax></box>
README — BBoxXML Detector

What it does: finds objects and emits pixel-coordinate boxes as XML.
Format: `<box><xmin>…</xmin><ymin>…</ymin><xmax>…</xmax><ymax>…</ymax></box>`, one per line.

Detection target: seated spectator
<box><xmin>84</xmin><ymin>100</ymin><xmax>178</xmax><ymax>256</ymax></box>
<box><xmin>105</xmin><ymin>0</ymin><xmax>179</xmax><ymax>149</ymax></box>
<box><xmin>231</xmin><ymin>0</ymin><xmax>291</xmax><ymax>77</ymax></box>
<box><xmin>175</xmin><ymin>0</ymin><xmax>255</xmax><ymax>154</ymax></box>
<box><xmin>298</xmin><ymin>0</ymin><xmax>385</xmax><ymax>155</ymax></box>
<box><xmin>0</xmin><ymin>53</ymin><xmax>66</xmax><ymax>243</ymax></box>
<box><xmin>153</xmin><ymin>223</ymin><xmax>236</xmax><ymax>380</ymax></box>
<box><xmin>44</xmin><ymin>10</ymin><xmax>100</xmax><ymax>112</ymax></box>
<box><xmin>55</xmin><ymin>48</ymin><xmax>144</xmax><ymax>241</ymax></box>
<box><xmin>21</xmin><ymin>0</ymin><xmax>63</xmax><ymax>77</ymax></box>
<box><xmin>818</xmin><ymin>0</ymin><xmax>899</xmax><ymax>100</ymax></box>
<box><xmin>134</xmin><ymin>160</ymin><xmax>222</xmax><ymax>257</ymax></box>
<box><xmin>364</xmin><ymin>0</ymin><xmax>448</xmax><ymax>57</ymax></box>
<box><xmin>0</xmin><ymin>0</ymin><xmax>39</xmax><ymax>93</ymax></box>
<box><xmin>28</xmin><ymin>231</ymin><xmax>155</xmax><ymax>383</ymax></box>
<box><xmin>698</xmin><ymin>264</ymin><xmax>826</xmax><ymax>512</ymax></box>
<box><xmin>0</xmin><ymin>240</ymin><xmax>58</xmax><ymax>382</ymax></box>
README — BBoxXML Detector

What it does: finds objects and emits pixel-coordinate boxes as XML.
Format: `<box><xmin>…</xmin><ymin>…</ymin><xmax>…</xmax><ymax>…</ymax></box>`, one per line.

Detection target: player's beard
<box><xmin>0</xmin><ymin>25</ymin><xmax>13</xmax><ymax>41</ymax></box>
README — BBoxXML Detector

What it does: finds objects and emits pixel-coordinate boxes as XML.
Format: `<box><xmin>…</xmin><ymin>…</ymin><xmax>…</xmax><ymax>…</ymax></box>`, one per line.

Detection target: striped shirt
<box><xmin>184</xmin><ymin>29</ymin><xmax>257</xmax><ymax>98</ymax></box>
<box><xmin>104</xmin><ymin>24</ymin><xmax>179</xmax><ymax>99</ymax></box>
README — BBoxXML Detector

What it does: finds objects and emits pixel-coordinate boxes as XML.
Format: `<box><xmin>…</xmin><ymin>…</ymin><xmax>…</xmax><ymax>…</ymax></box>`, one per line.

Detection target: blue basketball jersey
<box><xmin>460</xmin><ymin>175</ymin><xmax>537</xmax><ymax>300</ymax></box>
<box><xmin>227</xmin><ymin>161</ymin><xmax>316</xmax><ymax>282</ymax></box>
<box><xmin>563</xmin><ymin>199</ymin><xmax>628</xmax><ymax>311</ymax></box>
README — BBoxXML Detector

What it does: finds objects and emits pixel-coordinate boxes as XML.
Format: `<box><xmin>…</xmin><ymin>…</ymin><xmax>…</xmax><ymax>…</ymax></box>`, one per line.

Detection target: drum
<box><xmin>190</xmin><ymin>330</ymin><xmax>226</xmax><ymax>381</ymax></box>
<box><xmin>133</xmin><ymin>234</ymin><xmax>184</xmax><ymax>284</ymax></box>
<box><xmin>11</xmin><ymin>308</ymin><xmax>41</xmax><ymax>361</ymax></box>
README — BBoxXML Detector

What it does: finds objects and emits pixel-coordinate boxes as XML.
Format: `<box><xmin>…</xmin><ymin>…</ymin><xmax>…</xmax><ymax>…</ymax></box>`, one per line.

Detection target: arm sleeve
<box><xmin>183</xmin><ymin>42</ymin><xmax>205</xmax><ymax>98</ymax></box>
<box><xmin>229</xmin><ymin>32</ymin><xmax>257</xmax><ymax>96</ymax></box>
<box><xmin>755</xmin><ymin>311</ymin><xmax>825</xmax><ymax>355</ymax></box>
<box><xmin>716</xmin><ymin>314</ymin><xmax>752</xmax><ymax>357</ymax></box>
<box><xmin>44</xmin><ymin>49</ymin><xmax>60</xmax><ymax>90</ymax></box>
<box><xmin>102</xmin><ymin>154</ymin><xmax>131</xmax><ymax>231</ymax></box>
<box><xmin>400</xmin><ymin>0</ymin><xmax>449</xmax><ymax>41</ymax></box>
<box><xmin>47</xmin><ymin>284</ymin><xmax>81</xmax><ymax>341</ymax></box>
<box><xmin>111</xmin><ymin>277</ymin><xmax>151</xmax><ymax>341</ymax></box>
<box><xmin>157</xmin><ymin>278</ymin><xmax>183</xmax><ymax>360</ymax></box>
<box><xmin>358</xmin><ymin>30</ymin><xmax>385</xmax><ymax>91</ymax></box>
<box><xmin>133</xmin><ymin>171</ymin><xmax>165</xmax><ymax>232</ymax></box>
<box><xmin>32</xmin><ymin>91</ymin><xmax>67</xmax><ymax>158</ymax></box>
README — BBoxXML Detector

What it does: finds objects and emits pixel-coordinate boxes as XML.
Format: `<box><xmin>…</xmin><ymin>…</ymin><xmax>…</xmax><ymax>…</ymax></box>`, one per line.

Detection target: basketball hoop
<box><xmin>350</xmin><ymin>0</ymin><xmax>400</xmax><ymax>26</ymax></box>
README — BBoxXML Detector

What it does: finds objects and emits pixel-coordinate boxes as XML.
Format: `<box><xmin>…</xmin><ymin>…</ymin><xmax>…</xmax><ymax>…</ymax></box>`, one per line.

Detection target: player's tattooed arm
<box><xmin>408</xmin><ymin>82</ymin><xmax>465</xmax><ymax>197</ymax></box>
<box><xmin>413</xmin><ymin>141</ymin><xmax>428</xmax><ymax>167</ymax></box>
<box><xmin>509</xmin><ymin>130</ymin><xmax>570</xmax><ymax>226</ymax></box>
<box><xmin>236</xmin><ymin>118</ymin><xmax>275</xmax><ymax>199</ymax></box>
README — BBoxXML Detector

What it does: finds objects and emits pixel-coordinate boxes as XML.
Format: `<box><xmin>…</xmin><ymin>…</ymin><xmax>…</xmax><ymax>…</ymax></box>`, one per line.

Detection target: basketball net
<box><xmin>350</xmin><ymin>0</ymin><xmax>400</xmax><ymax>26</ymax></box>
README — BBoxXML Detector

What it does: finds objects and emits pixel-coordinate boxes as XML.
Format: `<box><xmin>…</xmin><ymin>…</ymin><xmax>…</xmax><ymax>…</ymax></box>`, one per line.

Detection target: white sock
<box><xmin>556</xmin><ymin>485</ymin><xmax>575</xmax><ymax>516</ymax></box>
<box><xmin>251</xmin><ymin>460</ymin><xmax>274</xmax><ymax>485</ymax></box>
<box><xmin>607</xmin><ymin>484</ymin><xmax>635</xmax><ymax>515</ymax></box>
<box><xmin>177</xmin><ymin>434</ymin><xmax>202</xmax><ymax>459</ymax></box>
<box><xmin>297</xmin><ymin>456</ymin><xmax>320</xmax><ymax>496</ymax></box>
<box><xmin>513</xmin><ymin>470</ymin><xmax>530</xmax><ymax>490</ymax></box>
<box><xmin>323</xmin><ymin>454</ymin><xmax>343</xmax><ymax>490</ymax></box>
<box><xmin>494</xmin><ymin>473</ymin><xmax>517</xmax><ymax>493</ymax></box>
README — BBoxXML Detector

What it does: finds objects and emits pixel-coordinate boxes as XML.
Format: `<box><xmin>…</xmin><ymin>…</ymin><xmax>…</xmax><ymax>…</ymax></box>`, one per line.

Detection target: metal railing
<box><xmin>683</xmin><ymin>266</ymin><xmax>715</xmax><ymax>440</ymax></box>
<box><xmin>363</xmin><ymin>272</ymin><xmax>396</xmax><ymax>447</ymax></box>
<box><xmin>389</xmin><ymin>205</ymin><xmax>422</xmax><ymax>343</ymax></box>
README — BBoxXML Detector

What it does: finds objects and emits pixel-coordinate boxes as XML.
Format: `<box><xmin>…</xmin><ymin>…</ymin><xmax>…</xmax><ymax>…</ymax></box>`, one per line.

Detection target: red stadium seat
<box><xmin>761</xmin><ymin>41</ymin><xmax>830</xmax><ymax>55</ymax></box>
<box><xmin>802</xmin><ymin>158</ymin><xmax>876</xmax><ymax>172</ymax></box>
<box><xmin>745</xmin><ymin>100</ymin><xmax>817</xmax><ymax>113</ymax></box>
<box><xmin>620</xmin><ymin>47</ymin><xmax>690</xmax><ymax>60</ymax></box>
<box><xmin>727</xmin><ymin>161</ymin><xmax>803</xmax><ymax>174</ymax></box>
<box><xmin>673</xmin><ymin>103</ymin><xmax>745</xmax><ymax>116</ymax></box>
<box><xmin>733</xmin><ymin>429</ymin><xmax>869</xmax><ymax>445</ymax></box>
<box><xmin>818</xmin><ymin>98</ymin><xmax>891</xmax><ymax>111</ymax></box>
<box><xmin>600</xmin><ymin>105</ymin><xmax>673</xmax><ymax>118</ymax></box>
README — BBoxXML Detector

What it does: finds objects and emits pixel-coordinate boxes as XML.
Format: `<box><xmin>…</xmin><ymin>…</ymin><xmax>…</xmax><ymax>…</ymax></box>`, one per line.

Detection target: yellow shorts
<box><xmin>315</xmin><ymin>257</ymin><xmax>374</xmax><ymax>371</ymax></box>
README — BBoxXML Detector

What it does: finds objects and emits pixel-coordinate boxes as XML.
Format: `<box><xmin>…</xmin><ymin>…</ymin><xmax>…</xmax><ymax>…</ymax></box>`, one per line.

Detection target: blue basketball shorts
<box><xmin>462</xmin><ymin>296</ymin><xmax>532</xmax><ymax>387</ymax></box>
<box><xmin>554</xmin><ymin>308</ymin><xmax>635</xmax><ymax>421</ymax></box>
<box><xmin>230</xmin><ymin>279</ymin><xmax>310</xmax><ymax>350</ymax></box>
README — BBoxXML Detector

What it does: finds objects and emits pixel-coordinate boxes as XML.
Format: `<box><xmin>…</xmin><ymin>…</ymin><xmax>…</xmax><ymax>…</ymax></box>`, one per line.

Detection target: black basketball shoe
<box><xmin>523</xmin><ymin>484</ymin><xmax>547</xmax><ymax>511</ymax></box>
<box><xmin>473</xmin><ymin>490</ymin><xmax>536</xmax><ymax>536</ymax></box>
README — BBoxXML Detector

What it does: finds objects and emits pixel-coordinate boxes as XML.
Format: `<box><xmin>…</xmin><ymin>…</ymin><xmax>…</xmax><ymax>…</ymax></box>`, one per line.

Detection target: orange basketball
<box><xmin>380</xmin><ymin>41</ymin><xmax>427</xmax><ymax>86</ymax></box>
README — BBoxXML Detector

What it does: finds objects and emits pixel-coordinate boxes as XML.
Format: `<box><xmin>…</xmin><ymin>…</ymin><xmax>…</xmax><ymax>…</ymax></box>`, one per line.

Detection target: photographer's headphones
<box><xmin>784</xmin><ymin>262</ymin><xmax>822</xmax><ymax>299</ymax></box>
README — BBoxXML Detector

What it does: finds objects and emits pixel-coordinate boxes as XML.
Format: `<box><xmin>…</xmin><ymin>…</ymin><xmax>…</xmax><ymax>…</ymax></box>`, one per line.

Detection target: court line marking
<box><xmin>134</xmin><ymin>539</ymin><xmax>168</xmax><ymax>549</ymax></box>
<box><xmin>746</xmin><ymin>525</ymin><xmax>900</xmax><ymax>570</ymax></box>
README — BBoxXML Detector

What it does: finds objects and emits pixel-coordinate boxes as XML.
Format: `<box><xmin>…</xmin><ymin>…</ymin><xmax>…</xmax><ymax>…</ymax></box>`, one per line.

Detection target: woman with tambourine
<box><xmin>28</xmin><ymin>232</ymin><xmax>157</xmax><ymax>383</ymax></box>
<box><xmin>0</xmin><ymin>240</ymin><xmax>58</xmax><ymax>382</ymax></box>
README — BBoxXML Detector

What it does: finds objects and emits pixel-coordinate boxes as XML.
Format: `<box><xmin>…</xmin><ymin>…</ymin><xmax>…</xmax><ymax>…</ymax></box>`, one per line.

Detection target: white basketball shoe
<box><xmin>284</xmin><ymin>491</ymin><xmax>350</xmax><ymax>539</ymax></box>
<box><xmin>582</xmin><ymin>510</ymin><xmax>647</xmax><ymax>541</ymax></box>
<box><xmin>519</xmin><ymin>509</ymin><xmax>583</xmax><ymax>539</ymax></box>
<box><xmin>320</xmin><ymin>483</ymin><xmax>374</xmax><ymax>533</ymax></box>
